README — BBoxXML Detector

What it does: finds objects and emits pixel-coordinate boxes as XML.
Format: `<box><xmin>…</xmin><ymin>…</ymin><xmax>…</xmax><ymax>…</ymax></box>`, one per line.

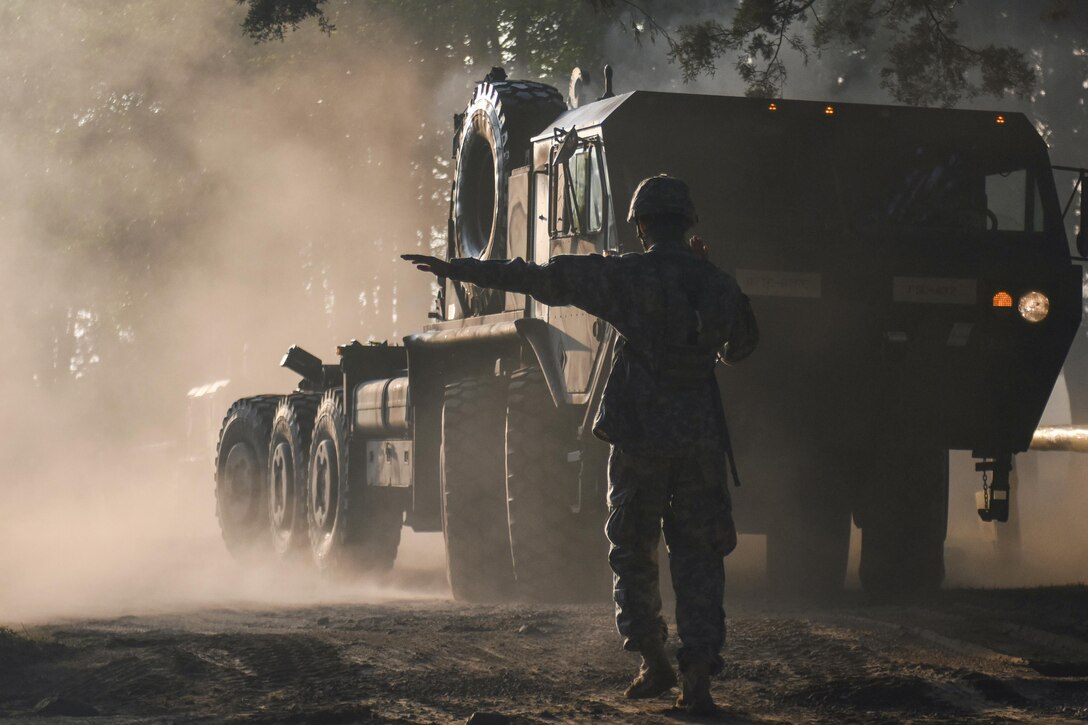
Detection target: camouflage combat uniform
<box><xmin>448</xmin><ymin>240</ymin><xmax>758</xmax><ymax>675</ymax></box>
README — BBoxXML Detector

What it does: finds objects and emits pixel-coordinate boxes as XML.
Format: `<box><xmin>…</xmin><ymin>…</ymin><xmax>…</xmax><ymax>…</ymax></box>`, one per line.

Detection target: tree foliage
<box><xmin>235</xmin><ymin>0</ymin><xmax>1061</xmax><ymax>107</ymax></box>
<box><xmin>235</xmin><ymin>0</ymin><xmax>614</xmax><ymax>84</ymax></box>
<box><xmin>238</xmin><ymin>0</ymin><xmax>334</xmax><ymax>41</ymax></box>
<box><xmin>666</xmin><ymin>0</ymin><xmax>1039</xmax><ymax>106</ymax></box>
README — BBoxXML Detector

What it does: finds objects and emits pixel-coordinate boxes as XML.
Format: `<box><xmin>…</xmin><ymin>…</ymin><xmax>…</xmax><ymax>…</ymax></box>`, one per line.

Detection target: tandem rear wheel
<box><xmin>268</xmin><ymin>393</ymin><xmax>321</xmax><ymax>561</ymax></box>
<box><xmin>214</xmin><ymin>395</ymin><xmax>282</xmax><ymax>558</ymax></box>
<box><xmin>307</xmin><ymin>390</ymin><xmax>404</xmax><ymax>579</ymax></box>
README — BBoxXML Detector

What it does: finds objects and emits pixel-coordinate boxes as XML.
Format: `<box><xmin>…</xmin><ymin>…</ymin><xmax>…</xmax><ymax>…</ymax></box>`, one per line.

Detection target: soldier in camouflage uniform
<box><xmin>404</xmin><ymin>175</ymin><xmax>757</xmax><ymax>714</ymax></box>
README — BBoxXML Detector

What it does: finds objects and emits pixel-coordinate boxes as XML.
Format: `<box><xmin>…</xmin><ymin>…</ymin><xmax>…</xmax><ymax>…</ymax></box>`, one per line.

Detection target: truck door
<box><xmin>533</xmin><ymin>135</ymin><xmax>613</xmax><ymax>402</ymax></box>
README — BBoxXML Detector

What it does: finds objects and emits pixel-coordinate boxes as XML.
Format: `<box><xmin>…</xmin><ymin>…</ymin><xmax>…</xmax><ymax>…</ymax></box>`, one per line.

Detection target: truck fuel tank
<box><xmin>354</xmin><ymin>376</ymin><xmax>412</xmax><ymax>489</ymax></box>
<box><xmin>354</xmin><ymin>376</ymin><xmax>411</xmax><ymax>437</ymax></box>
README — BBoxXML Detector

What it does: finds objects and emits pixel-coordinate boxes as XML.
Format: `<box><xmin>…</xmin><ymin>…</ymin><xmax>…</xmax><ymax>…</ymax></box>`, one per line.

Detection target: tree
<box><xmin>616</xmin><ymin>0</ymin><xmax>1046</xmax><ymax>106</ymax></box>
<box><xmin>235</xmin><ymin>0</ymin><xmax>615</xmax><ymax>84</ymax></box>
<box><xmin>235</xmin><ymin>0</ymin><xmax>1084</xmax><ymax>108</ymax></box>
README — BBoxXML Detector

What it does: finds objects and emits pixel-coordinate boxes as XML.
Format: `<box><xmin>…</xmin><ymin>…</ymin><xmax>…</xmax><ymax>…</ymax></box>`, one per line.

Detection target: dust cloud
<box><xmin>0</xmin><ymin>1</ymin><xmax>454</xmax><ymax>623</ymax></box>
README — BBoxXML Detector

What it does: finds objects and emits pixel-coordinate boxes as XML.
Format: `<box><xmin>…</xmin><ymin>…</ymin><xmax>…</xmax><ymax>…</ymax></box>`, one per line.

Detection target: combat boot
<box><xmin>623</xmin><ymin>636</ymin><xmax>677</xmax><ymax>699</ymax></box>
<box><xmin>675</xmin><ymin>661</ymin><xmax>715</xmax><ymax>715</ymax></box>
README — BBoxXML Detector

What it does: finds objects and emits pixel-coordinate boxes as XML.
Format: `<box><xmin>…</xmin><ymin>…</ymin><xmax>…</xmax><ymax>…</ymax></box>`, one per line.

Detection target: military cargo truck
<box><xmin>214</xmin><ymin>70</ymin><xmax>1085</xmax><ymax>599</ymax></box>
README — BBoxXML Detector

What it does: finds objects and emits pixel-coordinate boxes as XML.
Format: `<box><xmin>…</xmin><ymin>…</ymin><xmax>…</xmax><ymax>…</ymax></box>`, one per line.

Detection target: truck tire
<box><xmin>215</xmin><ymin>395</ymin><xmax>280</xmax><ymax>558</ymax></box>
<box><xmin>859</xmin><ymin>448</ymin><xmax>948</xmax><ymax>600</ymax></box>
<box><xmin>441</xmin><ymin>376</ymin><xmax>515</xmax><ymax>600</ymax></box>
<box><xmin>268</xmin><ymin>393</ymin><xmax>320</xmax><ymax>561</ymax></box>
<box><xmin>308</xmin><ymin>391</ymin><xmax>403</xmax><ymax>578</ymax></box>
<box><xmin>451</xmin><ymin>78</ymin><xmax>565</xmax><ymax>316</ymax></box>
<box><xmin>505</xmin><ymin>367</ymin><xmax>598</xmax><ymax>601</ymax></box>
<box><xmin>767</xmin><ymin>497</ymin><xmax>852</xmax><ymax>599</ymax></box>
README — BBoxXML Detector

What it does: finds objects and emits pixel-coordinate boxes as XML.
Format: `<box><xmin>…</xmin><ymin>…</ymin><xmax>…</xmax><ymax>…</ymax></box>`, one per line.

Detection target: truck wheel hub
<box><xmin>270</xmin><ymin>443</ymin><xmax>290</xmax><ymax>529</ymax></box>
<box><xmin>224</xmin><ymin>443</ymin><xmax>258</xmax><ymax>520</ymax></box>
<box><xmin>311</xmin><ymin>440</ymin><xmax>337</xmax><ymax>532</ymax></box>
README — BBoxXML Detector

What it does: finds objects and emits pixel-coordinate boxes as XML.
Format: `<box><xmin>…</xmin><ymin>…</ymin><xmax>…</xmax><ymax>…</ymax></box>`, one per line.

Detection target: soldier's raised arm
<box><xmin>402</xmin><ymin>253</ymin><xmax>629</xmax><ymax>326</ymax></box>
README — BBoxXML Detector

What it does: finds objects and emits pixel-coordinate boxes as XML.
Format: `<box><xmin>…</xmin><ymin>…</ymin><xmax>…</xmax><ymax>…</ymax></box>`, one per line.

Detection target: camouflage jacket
<box><xmin>448</xmin><ymin>243</ymin><xmax>758</xmax><ymax>453</ymax></box>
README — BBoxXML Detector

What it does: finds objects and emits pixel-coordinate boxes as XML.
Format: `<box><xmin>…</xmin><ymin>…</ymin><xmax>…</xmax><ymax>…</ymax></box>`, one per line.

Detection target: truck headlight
<box><xmin>1017</xmin><ymin>291</ymin><xmax>1050</xmax><ymax>323</ymax></box>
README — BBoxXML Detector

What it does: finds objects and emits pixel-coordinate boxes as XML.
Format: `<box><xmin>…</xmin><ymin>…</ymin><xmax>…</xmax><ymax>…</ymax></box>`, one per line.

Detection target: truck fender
<box><xmin>401</xmin><ymin>318</ymin><xmax>570</xmax><ymax>407</ymax></box>
<box><xmin>514</xmin><ymin>317</ymin><xmax>567</xmax><ymax>408</ymax></box>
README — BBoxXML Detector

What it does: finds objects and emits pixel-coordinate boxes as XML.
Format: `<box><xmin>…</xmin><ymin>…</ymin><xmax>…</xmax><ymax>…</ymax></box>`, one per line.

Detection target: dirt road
<box><xmin>3</xmin><ymin>585</ymin><xmax>1088</xmax><ymax>724</ymax></box>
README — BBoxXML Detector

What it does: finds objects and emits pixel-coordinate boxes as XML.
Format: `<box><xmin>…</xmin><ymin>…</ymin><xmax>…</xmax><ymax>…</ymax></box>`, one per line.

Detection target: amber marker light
<box><xmin>768</xmin><ymin>102</ymin><xmax>778</xmax><ymax>111</ymax></box>
<box><xmin>995</xmin><ymin>115</ymin><xmax>1006</xmax><ymax>125</ymax></box>
<box><xmin>824</xmin><ymin>105</ymin><xmax>835</xmax><ymax>115</ymax></box>
<box><xmin>992</xmin><ymin>291</ymin><xmax>1013</xmax><ymax>308</ymax></box>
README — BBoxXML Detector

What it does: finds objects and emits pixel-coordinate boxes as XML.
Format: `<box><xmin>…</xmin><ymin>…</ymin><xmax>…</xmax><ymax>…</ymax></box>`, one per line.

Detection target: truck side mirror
<box><xmin>552</xmin><ymin>126</ymin><xmax>579</xmax><ymax>169</ymax></box>
<box><xmin>1078</xmin><ymin>172</ymin><xmax>1087</xmax><ymax>258</ymax></box>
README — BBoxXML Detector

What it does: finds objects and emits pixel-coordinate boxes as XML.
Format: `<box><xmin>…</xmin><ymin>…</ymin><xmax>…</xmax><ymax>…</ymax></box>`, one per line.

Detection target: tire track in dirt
<box><xmin>804</xmin><ymin>607</ymin><xmax>1088</xmax><ymax>723</ymax></box>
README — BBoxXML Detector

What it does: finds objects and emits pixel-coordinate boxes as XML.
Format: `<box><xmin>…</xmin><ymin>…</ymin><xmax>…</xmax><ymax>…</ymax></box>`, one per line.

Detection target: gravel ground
<box><xmin>3</xmin><ymin>586</ymin><xmax>1088</xmax><ymax>724</ymax></box>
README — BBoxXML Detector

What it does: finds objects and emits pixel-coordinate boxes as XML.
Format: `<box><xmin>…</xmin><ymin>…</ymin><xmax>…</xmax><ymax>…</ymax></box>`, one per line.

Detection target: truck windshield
<box><xmin>725</xmin><ymin>129</ymin><xmax>1051</xmax><ymax>240</ymax></box>
<box><xmin>862</xmin><ymin>146</ymin><xmax>1046</xmax><ymax>233</ymax></box>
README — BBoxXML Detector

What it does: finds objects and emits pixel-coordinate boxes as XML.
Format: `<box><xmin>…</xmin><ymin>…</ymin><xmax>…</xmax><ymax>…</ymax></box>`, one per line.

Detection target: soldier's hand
<box><xmin>689</xmin><ymin>235</ymin><xmax>709</xmax><ymax>259</ymax></box>
<box><xmin>401</xmin><ymin>254</ymin><xmax>452</xmax><ymax>277</ymax></box>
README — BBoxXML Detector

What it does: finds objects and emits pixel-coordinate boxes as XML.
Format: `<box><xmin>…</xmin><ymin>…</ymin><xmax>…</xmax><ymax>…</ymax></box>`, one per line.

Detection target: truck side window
<box><xmin>551</xmin><ymin>143</ymin><xmax>604</xmax><ymax>238</ymax></box>
<box><xmin>986</xmin><ymin>169</ymin><xmax>1044</xmax><ymax>232</ymax></box>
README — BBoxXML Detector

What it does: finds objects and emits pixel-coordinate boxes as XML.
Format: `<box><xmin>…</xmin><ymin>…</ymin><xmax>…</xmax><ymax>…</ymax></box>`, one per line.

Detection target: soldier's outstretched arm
<box><xmin>402</xmin><ymin>254</ymin><xmax>453</xmax><ymax>276</ymax></box>
<box><xmin>402</xmin><ymin>253</ymin><xmax>625</xmax><ymax>322</ymax></box>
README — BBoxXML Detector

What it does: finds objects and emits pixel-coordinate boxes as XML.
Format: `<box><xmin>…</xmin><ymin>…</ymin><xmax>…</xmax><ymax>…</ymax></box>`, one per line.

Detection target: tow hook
<box><xmin>975</xmin><ymin>455</ymin><xmax>1012</xmax><ymax>522</ymax></box>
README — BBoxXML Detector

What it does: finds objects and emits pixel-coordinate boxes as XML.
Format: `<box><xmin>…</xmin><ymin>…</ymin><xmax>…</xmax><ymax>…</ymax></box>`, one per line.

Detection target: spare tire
<box><xmin>451</xmin><ymin>76</ymin><xmax>566</xmax><ymax>316</ymax></box>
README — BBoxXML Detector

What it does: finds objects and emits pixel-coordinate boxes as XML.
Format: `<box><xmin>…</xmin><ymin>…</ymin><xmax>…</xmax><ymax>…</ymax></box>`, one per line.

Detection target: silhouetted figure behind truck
<box><xmin>213</xmin><ymin>67</ymin><xmax>1084</xmax><ymax>600</ymax></box>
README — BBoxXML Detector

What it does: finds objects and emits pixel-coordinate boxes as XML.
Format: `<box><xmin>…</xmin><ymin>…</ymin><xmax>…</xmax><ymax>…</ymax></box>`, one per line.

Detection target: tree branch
<box><xmin>612</xmin><ymin>0</ymin><xmax>673</xmax><ymax>41</ymax></box>
<box><xmin>920</xmin><ymin>0</ymin><xmax>979</xmax><ymax>58</ymax></box>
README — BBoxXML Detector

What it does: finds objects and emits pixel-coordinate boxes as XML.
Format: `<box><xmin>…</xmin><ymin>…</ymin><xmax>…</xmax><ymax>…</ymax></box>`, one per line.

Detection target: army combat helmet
<box><xmin>627</xmin><ymin>174</ymin><xmax>698</xmax><ymax>226</ymax></box>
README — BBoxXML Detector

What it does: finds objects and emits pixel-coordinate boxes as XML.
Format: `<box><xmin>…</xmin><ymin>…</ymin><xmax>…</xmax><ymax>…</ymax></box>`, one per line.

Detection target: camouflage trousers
<box><xmin>605</xmin><ymin>446</ymin><xmax>737</xmax><ymax>675</ymax></box>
